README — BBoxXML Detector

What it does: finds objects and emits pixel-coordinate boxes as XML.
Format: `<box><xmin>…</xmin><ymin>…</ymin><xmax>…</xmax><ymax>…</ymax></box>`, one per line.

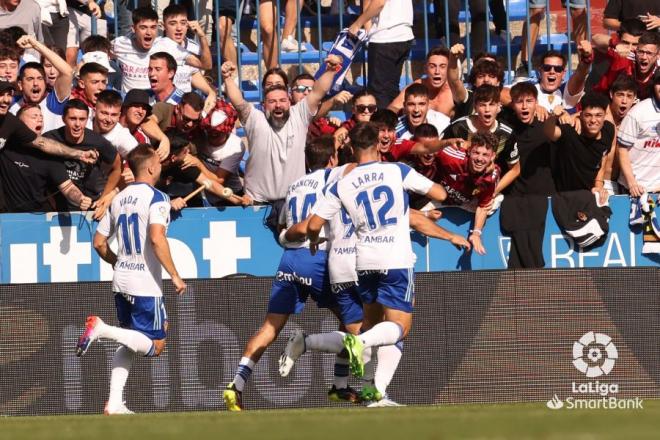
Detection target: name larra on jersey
<box><xmin>349</xmin><ymin>172</ymin><xmax>384</xmax><ymax>188</ymax></box>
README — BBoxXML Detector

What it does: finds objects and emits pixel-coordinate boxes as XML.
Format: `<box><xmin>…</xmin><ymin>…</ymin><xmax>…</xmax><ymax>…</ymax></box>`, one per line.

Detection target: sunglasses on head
<box><xmin>356</xmin><ymin>104</ymin><xmax>377</xmax><ymax>113</ymax></box>
<box><xmin>541</xmin><ymin>64</ymin><xmax>564</xmax><ymax>73</ymax></box>
<box><xmin>291</xmin><ymin>85</ymin><xmax>312</xmax><ymax>93</ymax></box>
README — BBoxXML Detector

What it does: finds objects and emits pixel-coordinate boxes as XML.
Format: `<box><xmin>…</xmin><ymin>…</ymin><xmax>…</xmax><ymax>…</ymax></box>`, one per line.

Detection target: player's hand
<box><xmin>156</xmin><ymin>138</ymin><xmax>170</xmax><ymax>162</ymax></box>
<box><xmin>87</xmin><ymin>0</ymin><xmax>102</xmax><ymax>18</ymax></box>
<box><xmin>425</xmin><ymin>209</ymin><xmax>442</xmax><ymax>221</ymax></box>
<box><xmin>324</xmin><ymin>55</ymin><xmax>342</xmax><ymax>73</ymax></box>
<box><xmin>221</xmin><ymin>61</ymin><xmax>237</xmax><ymax>80</ymax></box>
<box><xmin>77</xmin><ymin>149</ymin><xmax>99</xmax><ymax>164</ymax></box>
<box><xmin>333</xmin><ymin>90</ymin><xmax>353</xmax><ymax>106</ymax></box>
<box><xmin>171</xmin><ymin>197</ymin><xmax>187</xmax><ymax>211</ymax></box>
<box><xmin>172</xmin><ymin>274</ymin><xmax>187</xmax><ymax>295</ymax></box>
<box><xmin>79</xmin><ymin>195</ymin><xmax>93</xmax><ymax>211</ymax></box>
<box><xmin>188</xmin><ymin>20</ymin><xmax>204</xmax><ymax>37</ymax></box>
<box><xmin>309</xmin><ymin>238</ymin><xmax>327</xmax><ymax>255</ymax></box>
<box><xmin>468</xmin><ymin>233</ymin><xmax>486</xmax><ymax>255</ymax></box>
<box><xmin>450</xmin><ymin>43</ymin><xmax>465</xmax><ymax>59</ymax></box>
<box><xmin>451</xmin><ymin>234</ymin><xmax>471</xmax><ymax>251</ymax></box>
<box><xmin>16</xmin><ymin>35</ymin><xmax>38</xmax><ymax>50</ymax></box>
<box><xmin>535</xmin><ymin>105</ymin><xmax>549</xmax><ymax>122</ymax></box>
<box><xmin>640</xmin><ymin>13</ymin><xmax>660</xmax><ymax>30</ymax></box>
<box><xmin>92</xmin><ymin>192</ymin><xmax>115</xmax><ymax>220</ymax></box>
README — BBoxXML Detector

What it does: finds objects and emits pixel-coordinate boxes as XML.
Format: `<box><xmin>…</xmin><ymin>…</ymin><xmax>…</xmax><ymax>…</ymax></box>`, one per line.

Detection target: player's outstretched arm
<box><xmin>149</xmin><ymin>224</ymin><xmax>187</xmax><ymax>294</ymax></box>
<box><xmin>307</xmin><ymin>55</ymin><xmax>343</xmax><ymax>113</ymax></box>
<box><xmin>410</xmin><ymin>210</ymin><xmax>470</xmax><ymax>250</ymax></box>
<box><xmin>425</xmin><ymin>183</ymin><xmax>448</xmax><ymax>204</ymax></box>
<box><xmin>93</xmin><ymin>231</ymin><xmax>117</xmax><ymax>267</ymax></box>
<box><xmin>306</xmin><ymin>214</ymin><xmax>328</xmax><ymax>254</ymax></box>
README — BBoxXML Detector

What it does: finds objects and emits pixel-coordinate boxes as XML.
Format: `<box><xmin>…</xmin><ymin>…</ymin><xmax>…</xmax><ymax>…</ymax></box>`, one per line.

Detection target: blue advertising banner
<box><xmin>0</xmin><ymin>195</ymin><xmax>657</xmax><ymax>284</ymax></box>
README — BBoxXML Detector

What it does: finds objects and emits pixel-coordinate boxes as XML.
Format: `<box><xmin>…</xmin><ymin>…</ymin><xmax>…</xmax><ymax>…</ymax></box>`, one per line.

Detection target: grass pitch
<box><xmin>2</xmin><ymin>401</ymin><xmax>658</xmax><ymax>440</ymax></box>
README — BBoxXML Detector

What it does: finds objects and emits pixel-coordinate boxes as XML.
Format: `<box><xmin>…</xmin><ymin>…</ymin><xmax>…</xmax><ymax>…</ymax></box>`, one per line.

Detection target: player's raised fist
<box><xmin>221</xmin><ymin>61</ymin><xmax>237</xmax><ymax>79</ymax></box>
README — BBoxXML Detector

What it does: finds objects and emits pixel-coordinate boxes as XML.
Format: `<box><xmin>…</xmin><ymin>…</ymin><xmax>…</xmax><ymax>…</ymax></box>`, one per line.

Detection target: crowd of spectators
<box><xmin>0</xmin><ymin>0</ymin><xmax>658</xmax><ymax>268</ymax></box>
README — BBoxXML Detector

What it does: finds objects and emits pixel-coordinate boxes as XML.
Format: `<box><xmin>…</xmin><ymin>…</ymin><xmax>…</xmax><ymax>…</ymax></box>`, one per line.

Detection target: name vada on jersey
<box><xmin>350</xmin><ymin>172</ymin><xmax>385</xmax><ymax>189</ymax></box>
<box><xmin>120</xmin><ymin>195</ymin><xmax>139</xmax><ymax>207</ymax></box>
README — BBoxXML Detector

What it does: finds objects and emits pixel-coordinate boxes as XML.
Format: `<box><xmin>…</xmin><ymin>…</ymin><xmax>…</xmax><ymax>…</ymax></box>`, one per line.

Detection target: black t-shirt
<box><xmin>604</xmin><ymin>0</ymin><xmax>660</xmax><ymax>22</ymax></box>
<box><xmin>0</xmin><ymin>113</ymin><xmax>71</xmax><ymax>212</ymax></box>
<box><xmin>554</xmin><ymin>121</ymin><xmax>615</xmax><ymax>192</ymax></box>
<box><xmin>43</xmin><ymin>127</ymin><xmax>117</xmax><ymax>210</ymax></box>
<box><xmin>158</xmin><ymin>164</ymin><xmax>203</xmax><ymax>207</ymax></box>
<box><xmin>506</xmin><ymin>119</ymin><xmax>556</xmax><ymax>197</ymax></box>
<box><xmin>453</xmin><ymin>89</ymin><xmax>474</xmax><ymax>120</ymax></box>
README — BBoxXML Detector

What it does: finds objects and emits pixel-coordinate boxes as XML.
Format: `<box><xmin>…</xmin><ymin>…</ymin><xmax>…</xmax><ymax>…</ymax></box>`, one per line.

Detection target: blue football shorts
<box><xmin>114</xmin><ymin>292</ymin><xmax>167</xmax><ymax>340</ymax></box>
<box><xmin>332</xmin><ymin>282</ymin><xmax>364</xmax><ymax>325</ymax></box>
<box><xmin>356</xmin><ymin>268</ymin><xmax>415</xmax><ymax>313</ymax></box>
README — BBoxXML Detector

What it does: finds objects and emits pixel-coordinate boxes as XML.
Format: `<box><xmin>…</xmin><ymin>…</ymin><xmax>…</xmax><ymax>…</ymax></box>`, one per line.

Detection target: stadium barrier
<box><xmin>1</xmin><ymin>267</ymin><xmax>658</xmax><ymax>415</ymax></box>
<box><xmin>0</xmin><ymin>195</ymin><xmax>657</xmax><ymax>284</ymax></box>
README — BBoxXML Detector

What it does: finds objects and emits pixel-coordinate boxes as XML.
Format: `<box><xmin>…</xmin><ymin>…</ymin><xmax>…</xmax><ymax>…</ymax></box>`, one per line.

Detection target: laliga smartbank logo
<box><xmin>546</xmin><ymin>331</ymin><xmax>643</xmax><ymax>410</ymax></box>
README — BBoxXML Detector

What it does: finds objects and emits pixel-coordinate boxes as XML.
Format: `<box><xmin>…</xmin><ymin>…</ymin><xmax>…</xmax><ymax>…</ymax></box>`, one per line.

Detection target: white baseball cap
<box><xmin>81</xmin><ymin>51</ymin><xmax>115</xmax><ymax>73</ymax></box>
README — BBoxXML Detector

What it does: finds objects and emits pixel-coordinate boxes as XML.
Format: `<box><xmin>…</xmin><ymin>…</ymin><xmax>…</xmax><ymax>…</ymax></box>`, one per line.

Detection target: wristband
<box><xmin>470</xmin><ymin>229</ymin><xmax>482</xmax><ymax>236</ymax></box>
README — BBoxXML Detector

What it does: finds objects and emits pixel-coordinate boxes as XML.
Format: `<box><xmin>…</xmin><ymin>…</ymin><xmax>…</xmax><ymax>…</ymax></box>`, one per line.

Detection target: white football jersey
<box><xmin>314</xmin><ymin>161</ymin><xmax>434</xmax><ymax>270</ymax></box>
<box><xmin>617</xmin><ymin>97</ymin><xmax>660</xmax><ymax>190</ymax></box>
<box><xmin>97</xmin><ymin>183</ymin><xmax>171</xmax><ymax>297</ymax></box>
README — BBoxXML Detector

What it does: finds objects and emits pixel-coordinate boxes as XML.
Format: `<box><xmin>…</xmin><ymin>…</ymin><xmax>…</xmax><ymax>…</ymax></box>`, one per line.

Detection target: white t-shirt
<box><xmin>198</xmin><ymin>133</ymin><xmax>245</xmax><ymax>194</ymax></box>
<box><xmin>368</xmin><ymin>0</ymin><xmax>414</xmax><ymax>43</ymax></box>
<box><xmin>112</xmin><ymin>35</ymin><xmax>191</xmax><ymax>94</ymax></box>
<box><xmin>169</xmin><ymin>37</ymin><xmax>201</xmax><ymax>93</ymax></box>
<box><xmin>243</xmin><ymin>98</ymin><xmax>315</xmax><ymax>202</ymax></box>
<box><xmin>535</xmin><ymin>82</ymin><xmax>584</xmax><ymax>112</ymax></box>
<box><xmin>101</xmin><ymin>122</ymin><xmax>139</xmax><ymax>159</ymax></box>
<box><xmin>617</xmin><ymin>97</ymin><xmax>660</xmax><ymax>190</ymax></box>
<box><xmin>9</xmin><ymin>90</ymin><xmax>67</xmax><ymax>133</ymax></box>
<box><xmin>395</xmin><ymin>109</ymin><xmax>450</xmax><ymax>140</ymax></box>
<box><xmin>314</xmin><ymin>161</ymin><xmax>433</xmax><ymax>270</ymax></box>
<box><xmin>96</xmin><ymin>183</ymin><xmax>171</xmax><ymax>297</ymax></box>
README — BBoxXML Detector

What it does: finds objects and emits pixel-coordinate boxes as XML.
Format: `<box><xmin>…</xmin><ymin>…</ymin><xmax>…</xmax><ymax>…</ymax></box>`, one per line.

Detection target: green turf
<box><xmin>2</xmin><ymin>401</ymin><xmax>658</xmax><ymax>440</ymax></box>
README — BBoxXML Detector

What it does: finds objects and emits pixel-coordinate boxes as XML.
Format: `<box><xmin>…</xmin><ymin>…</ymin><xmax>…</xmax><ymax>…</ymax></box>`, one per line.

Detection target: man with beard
<box><xmin>9</xmin><ymin>35</ymin><xmax>73</xmax><ymax>132</ymax></box>
<box><xmin>43</xmin><ymin>99</ymin><xmax>120</xmax><ymax>212</ymax></box>
<box><xmin>388</xmin><ymin>47</ymin><xmax>454</xmax><ymax>117</ymax></box>
<box><xmin>220</xmin><ymin>55</ymin><xmax>341</xmax><ymax>220</ymax></box>
<box><xmin>544</xmin><ymin>93</ymin><xmax>614</xmax><ymax>200</ymax></box>
<box><xmin>394</xmin><ymin>83</ymin><xmax>450</xmax><ymax>140</ymax></box>
<box><xmin>594</xmin><ymin>32</ymin><xmax>659</xmax><ymax>100</ymax></box>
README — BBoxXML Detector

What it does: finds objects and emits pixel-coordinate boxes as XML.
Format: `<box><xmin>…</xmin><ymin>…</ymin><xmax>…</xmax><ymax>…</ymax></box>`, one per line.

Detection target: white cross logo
<box><xmin>43</xmin><ymin>226</ymin><xmax>92</xmax><ymax>282</ymax></box>
<box><xmin>202</xmin><ymin>221</ymin><xmax>251</xmax><ymax>278</ymax></box>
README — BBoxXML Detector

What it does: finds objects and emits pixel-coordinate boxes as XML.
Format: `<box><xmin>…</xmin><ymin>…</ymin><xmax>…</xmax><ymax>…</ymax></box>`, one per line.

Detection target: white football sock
<box><xmin>232</xmin><ymin>357</ymin><xmax>255</xmax><ymax>392</ymax></box>
<box><xmin>98</xmin><ymin>322</ymin><xmax>155</xmax><ymax>356</ymax></box>
<box><xmin>360</xmin><ymin>322</ymin><xmax>402</xmax><ymax>348</ymax></box>
<box><xmin>374</xmin><ymin>343</ymin><xmax>403</xmax><ymax>395</ymax></box>
<box><xmin>362</xmin><ymin>346</ymin><xmax>376</xmax><ymax>384</ymax></box>
<box><xmin>305</xmin><ymin>331</ymin><xmax>345</xmax><ymax>353</ymax></box>
<box><xmin>108</xmin><ymin>345</ymin><xmax>134</xmax><ymax>407</ymax></box>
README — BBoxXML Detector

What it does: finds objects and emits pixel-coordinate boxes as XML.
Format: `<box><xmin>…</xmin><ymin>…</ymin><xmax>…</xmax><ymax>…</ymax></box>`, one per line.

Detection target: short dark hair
<box><xmin>473</xmin><ymin>84</ymin><xmax>501</xmax><ymax>104</ymax></box>
<box><xmin>413</xmin><ymin>123</ymin><xmax>439</xmax><ymax>139</ymax></box>
<box><xmin>426</xmin><ymin>46</ymin><xmax>450</xmax><ymax>62</ymax></box>
<box><xmin>262</xmin><ymin>67</ymin><xmax>289</xmax><ymax>89</ymax></box>
<box><xmin>510</xmin><ymin>81</ymin><xmax>538</xmax><ymax>101</ymax></box>
<box><xmin>352</xmin><ymin>88</ymin><xmax>375</xmax><ymax>103</ymax></box>
<box><xmin>127</xmin><ymin>143</ymin><xmax>157</xmax><ymax>175</ymax></box>
<box><xmin>404</xmin><ymin>83</ymin><xmax>429</xmax><ymax>102</ymax></box>
<box><xmin>610</xmin><ymin>75</ymin><xmax>638</xmax><ymax>96</ymax></box>
<box><xmin>163</xmin><ymin>4</ymin><xmax>188</xmax><ymax>21</ymax></box>
<box><xmin>264</xmin><ymin>84</ymin><xmax>289</xmax><ymax>99</ymax></box>
<box><xmin>305</xmin><ymin>135</ymin><xmax>335</xmax><ymax>171</ymax></box>
<box><xmin>337</xmin><ymin>145</ymin><xmax>355</xmax><ymax>165</ymax></box>
<box><xmin>19</xmin><ymin>62</ymin><xmax>45</xmax><ymax>80</ymax></box>
<box><xmin>167</xmin><ymin>130</ymin><xmax>191</xmax><ymax>155</ymax></box>
<box><xmin>132</xmin><ymin>7</ymin><xmax>158</xmax><ymax>25</ymax></box>
<box><xmin>638</xmin><ymin>32</ymin><xmax>660</xmax><ymax>47</ymax></box>
<box><xmin>620</xmin><ymin>18</ymin><xmax>646</xmax><ymax>37</ymax></box>
<box><xmin>349</xmin><ymin>122</ymin><xmax>379</xmax><ymax>151</ymax></box>
<box><xmin>64</xmin><ymin>99</ymin><xmax>90</xmax><ymax>116</ymax></box>
<box><xmin>580</xmin><ymin>93</ymin><xmax>609</xmax><ymax>112</ymax></box>
<box><xmin>79</xmin><ymin>62</ymin><xmax>108</xmax><ymax>78</ymax></box>
<box><xmin>370</xmin><ymin>109</ymin><xmax>398</xmax><ymax>129</ymax></box>
<box><xmin>16</xmin><ymin>103</ymin><xmax>41</xmax><ymax>119</ymax></box>
<box><xmin>0</xmin><ymin>46</ymin><xmax>19</xmax><ymax>62</ymax></box>
<box><xmin>468</xmin><ymin>58</ymin><xmax>505</xmax><ymax>86</ymax></box>
<box><xmin>292</xmin><ymin>72</ymin><xmax>315</xmax><ymax>85</ymax></box>
<box><xmin>180</xmin><ymin>92</ymin><xmax>205</xmax><ymax>112</ymax></box>
<box><xmin>80</xmin><ymin>35</ymin><xmax>112</xmax><ymax>54</ymax></box>
<box><xmin>470</xmin><ymin>132</ymin><xmax>497</xmax><ymax>152</ymax></box>
<box><xmin>150</xmin><ymin>51</ymin><xmax>177</xmax><ymax>73</ymax></box>
<box><xmin>96</xmin><ymin>89</ymin><xmax>123</xmax><ymax>108</ymax></box>
<box><xmin>541</xmin><ymin>50</ymin><xmax>567</xmax><ymax>68</ymax></box>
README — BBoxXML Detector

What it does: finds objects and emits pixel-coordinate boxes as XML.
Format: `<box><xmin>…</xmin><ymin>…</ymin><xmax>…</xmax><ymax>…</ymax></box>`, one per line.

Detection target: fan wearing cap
<box><xmin>119</xmin><ymin>89</ymin><xmax>152</xmax><ymax>146</ymax></box>
<box><xmin>617</xmin><ymin>69</ymin><xmax>660</xmax><ymax>197</ymax></box>
<box><xmin>9</xmin><ymin>35</ymin><xmax>73</xmax><ymax>133</ymax></box>
<box><xmin>197</xmin><ymin>99</ymin><xmax>245</xmax><ymax>202</ymax></box>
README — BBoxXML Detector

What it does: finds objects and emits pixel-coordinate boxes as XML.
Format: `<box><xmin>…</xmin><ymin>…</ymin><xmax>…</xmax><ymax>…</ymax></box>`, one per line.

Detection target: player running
<box><xmin>278</xmin><ymin>122</ymin><xmax>454</xmax><ymax>398</ymax></box>
<box><xmin>75</xmin><ymin>144</ymin><xmax>187</xmax><ymax>415</ymax></box>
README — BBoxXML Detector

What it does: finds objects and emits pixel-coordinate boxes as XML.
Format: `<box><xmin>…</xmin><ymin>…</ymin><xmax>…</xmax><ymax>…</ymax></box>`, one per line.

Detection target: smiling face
<box><xmin>63</xmin><ymin>108</ymin><xmax>89</xmax><ymax>143</ymax></box>
<box><xmin>474</xmin><ymin>99</ymin><xmax>500</xmax><ymax>129</ymax></box>
<box><xmin>133</xmin><ymin>19</ymin><xmax>158</xmax><ymax>51</ymax></box>
<box><xmin>264</xmin><ymin>89</ymin><xmax>291</xmax><ymax>129</ymax></box>
<box><xmin>0</xmin><ymin>89</ymin><xmax>12</xmax><ymax>115</ymax></box>
<box><xmin>353</xmin><ymin>94</ymin><xmax>377</xmax><ymax>122</ymax></box>
<box><xmin>468</xmin><ymin>144</ymin><xmax>496</xmax><ymax>174</ymax></box>
<box><xmin>290</xmin><ymin>78</ymin><xmax>314</xmax><ymax>104</ymax></box>
<box><xmin>512</xmin><ymin>93</ymin><xmax>537</xmax><ymax>125</ymax></box>
<box><xmin>18</xmin><ymin>106</ymin><xmax>43</xmax><ymax>135</ymax></box>
<box><xmin>123</xmin><ymin>104</ymin><xmax>148</xmax><ymax>127</ymax></box>
<box><xmin>609</xmin><ymin>89</ymin><xmax>636</xmax><ymax>122</ymax></box>
<box><xmin>580</xmin><ymin>106</ymin><xmax>606</xmax><ymax>138</ymax></box>
<box><xmin>538</xmin><ymin>56</ymin><xmax>566</xmax><ymax>93</ymax></box>
<box><xmin>404</xmin><ymin>94</ymin><xmax>429</xmax><ymax>129</ymax></box>
<box><xmin>163</xmin><ymin>14</ymin><xmax>188</xmax><ymax>44</ymax></box>
<box><xmin>95</xmin><ymin>101</ymin><xmax>121</xmax><ymax>134</ymax></box>
<box><xmin>376</xmin><ymin>124</ymin><xmax>396</xmax><ymax>153</ymax></box>
<box><xmin>19</xmin><ymin>67</ymin><xmax>47</xmax><ymax>104</ymax></box>
<box><xmin>425</xmin><ymin>54</ymin><xmax>448</xmax><ymax>88</ymax></box>
<box><xmin>635</xmin><ymin>44</ymin><xmax>659</xmax><ymax>76</ymax></box>
<box><xmin>148</xmin><ymin>58</ymin><xmax>174</xmax><ymax>93</ymax></box>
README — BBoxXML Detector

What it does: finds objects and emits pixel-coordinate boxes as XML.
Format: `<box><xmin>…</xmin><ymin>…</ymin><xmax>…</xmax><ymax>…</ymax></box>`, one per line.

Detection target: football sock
<box><xmin>232</xmin><ymin>357</ymin><xmax>255</xmax><ymax>392</ymax></box>
<box><xmin>305</xmin><ymin>331</ymin><xmax>345</xmax><ymax>353</ymax></box>
<box><xmin>333</xmin><ymin>355</ymin><xmax>350</xmax><ymax>389</ymax></box>
<box><xmin>362</xmin><ymin>346</ymin><xmax>376</xmax><ymax>384</ymax></box>
<box><xmin>374</xmin><ymin>342</ymin><xmax>403</xmax><ymax>395</ymax></box>
<box><xmin>360</xmin><ymin>322</ymin><xmax>402</xmax><ymax>348</ymax></box>
<box><xmin>108</xmin><ymin>345</ymin><xmax>134</xmax><ymax>407</ymax></box>
<box><xmin>98</xmin><ymin>322</ymin><xmax>155</xmax><ymax>356</ymax></box>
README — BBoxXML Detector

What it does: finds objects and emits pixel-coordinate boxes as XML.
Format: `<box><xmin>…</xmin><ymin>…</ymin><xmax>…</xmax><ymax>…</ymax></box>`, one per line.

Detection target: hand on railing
<box><xmin>87</xmin><ymin>0</ymin><xmax>102</xmax><ymax>18</ymax></box>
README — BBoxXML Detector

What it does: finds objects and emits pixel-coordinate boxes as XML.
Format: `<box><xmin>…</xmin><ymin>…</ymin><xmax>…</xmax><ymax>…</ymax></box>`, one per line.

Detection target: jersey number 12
<box><xmin>355</xmin><ymin>185</ymin><xmax>397</xmax><ymax>230</ymax></box>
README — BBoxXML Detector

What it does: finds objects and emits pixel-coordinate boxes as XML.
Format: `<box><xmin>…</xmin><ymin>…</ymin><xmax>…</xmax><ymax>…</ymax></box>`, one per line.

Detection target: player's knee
<box><xmin>153</xmin><ymin>339</ymin><xmax>166</xmax><ymax>356</ymax></box>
